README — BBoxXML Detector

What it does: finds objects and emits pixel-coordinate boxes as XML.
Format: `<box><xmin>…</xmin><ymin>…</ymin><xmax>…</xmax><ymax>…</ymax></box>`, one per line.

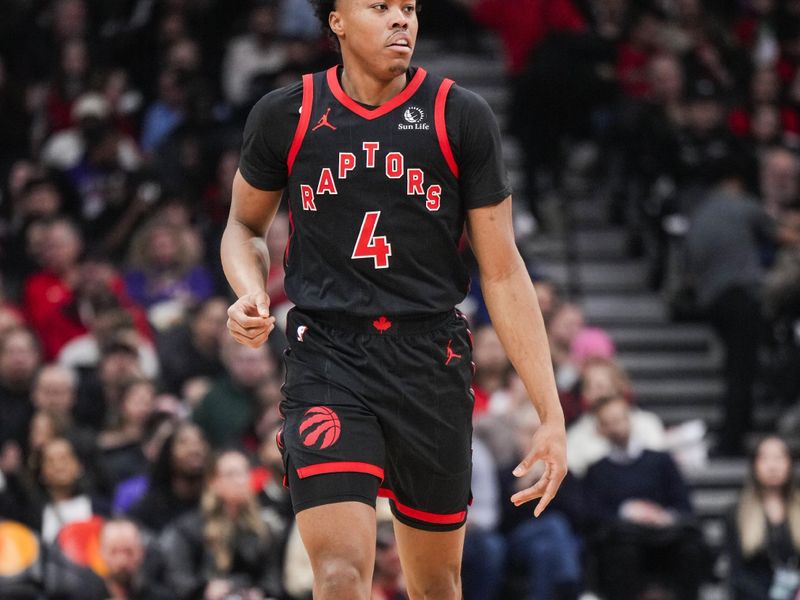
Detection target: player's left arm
<box><xmin>466</xmin><ymin>198</ymin><xmax>567</xmax><ymax>516</ymax></box>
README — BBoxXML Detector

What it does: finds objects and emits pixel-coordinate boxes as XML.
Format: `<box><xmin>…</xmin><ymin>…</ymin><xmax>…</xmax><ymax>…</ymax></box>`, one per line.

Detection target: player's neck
<box><xmin>339</xmin><ymin>62</ymin><xmax>408</xmax><ymax>108</ymax></box>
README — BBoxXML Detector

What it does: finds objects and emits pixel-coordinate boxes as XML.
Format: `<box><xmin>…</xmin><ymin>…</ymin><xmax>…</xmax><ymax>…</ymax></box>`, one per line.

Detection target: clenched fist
<box><xmin>226</xmin><ymin>291</ymin><xmax>276</xmax><ymax>348</ymax></box>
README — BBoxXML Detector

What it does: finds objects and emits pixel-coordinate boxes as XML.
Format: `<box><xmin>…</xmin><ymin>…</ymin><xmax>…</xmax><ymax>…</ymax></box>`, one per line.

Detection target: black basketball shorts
<box><xmin>277</xmin><ymin>307</ymin><xmax>475</xmax><ymax>532</ymax></box>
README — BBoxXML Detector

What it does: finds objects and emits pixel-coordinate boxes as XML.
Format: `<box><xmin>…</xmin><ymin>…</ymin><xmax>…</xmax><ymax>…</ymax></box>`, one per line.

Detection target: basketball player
<box><xmin>221</xmin><ymin>1</ymin><xmax>567</xmax><ymax>598</ymax></box>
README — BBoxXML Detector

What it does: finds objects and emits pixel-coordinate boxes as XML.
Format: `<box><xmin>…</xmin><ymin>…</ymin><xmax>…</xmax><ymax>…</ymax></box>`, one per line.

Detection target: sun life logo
<box><xmin>399</xmin><ymin>106</ymin><xmax>430</xmax><ymax>131</ymax></box>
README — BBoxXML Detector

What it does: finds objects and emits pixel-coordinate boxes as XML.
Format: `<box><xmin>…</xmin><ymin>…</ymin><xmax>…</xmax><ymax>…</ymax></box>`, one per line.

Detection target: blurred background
<box><xmin>1</xmin><ymin>0</ymin><xmax>800</xmax><ymax>599</ymax></box>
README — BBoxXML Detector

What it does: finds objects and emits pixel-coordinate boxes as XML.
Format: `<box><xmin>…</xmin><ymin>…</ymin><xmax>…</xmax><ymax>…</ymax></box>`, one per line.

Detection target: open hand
<box><xmin>226</xmin><ymin>291</ymin><xmax>276</xmax><ymax>348</ymax></box>
<box><xmin>509</xmin><ymin>420</ymin><xmax>567</xmax><ymax>517</ymax></box>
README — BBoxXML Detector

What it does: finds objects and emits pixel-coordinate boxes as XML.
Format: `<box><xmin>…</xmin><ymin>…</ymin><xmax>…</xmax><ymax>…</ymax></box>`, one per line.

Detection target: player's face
<box><xmin>333</xmin><ymin>0</ymin><xmax>419</xmax><ymax>78</ymax></box>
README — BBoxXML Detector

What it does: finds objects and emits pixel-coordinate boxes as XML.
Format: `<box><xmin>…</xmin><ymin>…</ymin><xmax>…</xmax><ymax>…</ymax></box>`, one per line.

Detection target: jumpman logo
<box><xmin>312</xmin><ymin>107</ymin><xmax>337</xmax><ymax>132</ymax></box>
<box><xmin>445</xmin><ymin>339</ymin><xmax>462</xmax><ymax>366</ymax></box>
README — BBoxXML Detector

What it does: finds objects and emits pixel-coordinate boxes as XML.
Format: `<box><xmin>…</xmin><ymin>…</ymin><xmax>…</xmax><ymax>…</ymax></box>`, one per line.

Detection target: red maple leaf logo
<box><xmin>372</xmin><ymin>316</ymin><xmax>392</xmax><ymax>333</ymax></box>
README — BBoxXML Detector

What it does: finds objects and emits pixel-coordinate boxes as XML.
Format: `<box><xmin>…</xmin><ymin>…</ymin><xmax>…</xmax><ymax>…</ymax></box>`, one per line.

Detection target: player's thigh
<box><xmin>392</xmin><ymin>517</ymin><xmax>466</xmax><ymax>599</ymax></box>
<box><xmin>296</xmin><ymin>501</ymin><xmax>377</xmax><ymax>591</ymax></box>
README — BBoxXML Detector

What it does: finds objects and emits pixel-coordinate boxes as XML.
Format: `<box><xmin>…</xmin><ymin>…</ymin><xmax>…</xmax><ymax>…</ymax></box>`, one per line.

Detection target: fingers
<box><xmin>513</xmin><ymin>446</ymin><xmax>543</xmax><ymax>477</ymax></box>
<box><xmin>227</xmin><ymin>301</ymin><xmax>269</xmax><ymax>329</ymax></box>
<box><xmin>227</xmin><ymin>293</ymin><xmax>274</xmax><ymax>333</ymax></box>
<box><xmin>510</xmin><ymin>475</ymin><xmax>549</xmax><ymax>506</ymax></box>
<box><xmin>533</xmin><ymin>476</ymin><xmax>562</xmax><ymax>518</ymax></box>
<box><xmin>510</xmin><ymin>461</ymin><xmax>566</xmax><ymax>517</ymax></box>
<box><xmin>227</xmin><ymin>316</ymin><xmax>275</xmax><ymax>340</ymax></box>
<box><xmin>254</xmin><ymin>291</ymin><xmax>271</xmax><ymax>318</ymax></box>
<box><xmin>228</xmin><ymin>322</ymin><xmax>273</xmax><ymax>348</ymax></box>
<box><xmin>226</xmin><ymin>295</ymin><xmax>275</xmax><ymax>348</ymax></box>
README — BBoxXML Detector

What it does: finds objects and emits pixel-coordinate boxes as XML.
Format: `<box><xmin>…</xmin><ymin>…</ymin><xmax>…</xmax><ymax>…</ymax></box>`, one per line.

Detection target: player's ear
<box><xmin>329</xmin><ymin>9</ymin><xmax>344</xmax><ymax>39</ymax></box>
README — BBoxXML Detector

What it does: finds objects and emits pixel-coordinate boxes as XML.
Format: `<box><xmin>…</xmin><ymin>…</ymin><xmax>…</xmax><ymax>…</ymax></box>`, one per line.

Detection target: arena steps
<box><xmin>581</xmin><ymin>293</ymin><xmax>670</xmax><ymax>325</ymax></box>
<box><xmin>616</xmin><ymin>352</ymin><xmax>721</xmax><ymax>379</ymax></box>
<box><xmin>607</xmin><ymin>325</ymin><xmax>716</xmax><ymax>353</ymax></box>
<box><xmin>539</xmin><ymin>260</ymin><xmax>652</xmax><ymax>294</ymax></box>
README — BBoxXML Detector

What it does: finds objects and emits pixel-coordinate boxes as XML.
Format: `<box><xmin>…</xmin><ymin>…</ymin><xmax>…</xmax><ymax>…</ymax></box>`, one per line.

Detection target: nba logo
<box><xmin>297</xmin><ymin>325</ymin><xmax>308</xmax><ymax>342</ymax></box>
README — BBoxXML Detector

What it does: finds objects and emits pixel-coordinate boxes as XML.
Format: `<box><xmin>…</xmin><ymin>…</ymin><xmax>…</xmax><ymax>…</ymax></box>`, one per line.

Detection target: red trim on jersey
<box><xmin>326</xmin><ymin>66</ymin><xmax>427</xmax><ymax>120</ymax></box>
<box><xmin>296</xmin><ymin>461</ymin><xmax>385</xmax><ymax>480</ymax></box>
<box><xmin>435</xmin><ymin>79</ymin><xmax>459</xmax><ymax>179</ymax></box>
<box><xmin>287</xmin><ymin>73</ymin><xmax>314</xmax><ymax>176</ymax></box>
<box><xmin>378</xmin><ymin>488</ymin><xmax>467</xmax><ymax>525</ymax></box>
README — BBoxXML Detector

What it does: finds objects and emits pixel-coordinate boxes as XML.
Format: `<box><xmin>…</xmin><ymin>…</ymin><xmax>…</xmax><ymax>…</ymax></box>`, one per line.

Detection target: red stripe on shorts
<box><xmin>378</xmin><ymin>488</ymin><xmax>466</xmax><ymax>525</ymax></box>
<box><xmin>296</xmin><ymin>461</ymin><xmax>384</xmax><ymax>480</ymax></box>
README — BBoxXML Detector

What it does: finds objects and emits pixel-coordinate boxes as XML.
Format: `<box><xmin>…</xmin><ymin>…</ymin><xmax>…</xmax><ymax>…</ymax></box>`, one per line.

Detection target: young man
<box><xmin>221</xmin><ymin>1</ymin><xmax>567</xmax><ymax>598</ymax></box>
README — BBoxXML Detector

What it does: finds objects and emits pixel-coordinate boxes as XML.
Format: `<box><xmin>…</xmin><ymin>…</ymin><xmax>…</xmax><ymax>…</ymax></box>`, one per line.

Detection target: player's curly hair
<box><xmin>308</xmin><ymin>0</ymin><xmax>340</xmax><ymax>49</ymax></box>
<box><xmin>309</xmin><ymin>0</ymin><xmax>422</xmax><ymax>49</ymax></box>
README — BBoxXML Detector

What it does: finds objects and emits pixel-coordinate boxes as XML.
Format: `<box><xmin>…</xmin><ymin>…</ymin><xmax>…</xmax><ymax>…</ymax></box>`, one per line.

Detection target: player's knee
<box><xmin>407</xmin><ymin>565</ymin><xmax>461</xmax><ymax>600</ymax></box>
<box><xmin>315</xmin><ymin>557</ymin><xmax>370</xmax><ymax>599</ymax></box>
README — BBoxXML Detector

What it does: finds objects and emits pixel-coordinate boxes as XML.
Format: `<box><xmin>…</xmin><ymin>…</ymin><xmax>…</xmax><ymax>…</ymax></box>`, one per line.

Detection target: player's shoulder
<box><xmin>441</xmin><ymin>81</ymin><xmax>494</xmax><ymax>117</ymax></box>
<box><xmin>247</xmin><ymin>79</ymin><xmax>305</xmax><ymax>123</ymax></box>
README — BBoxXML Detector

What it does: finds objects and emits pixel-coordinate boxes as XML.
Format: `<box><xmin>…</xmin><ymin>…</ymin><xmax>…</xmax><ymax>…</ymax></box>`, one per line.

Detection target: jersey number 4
<box><xmin>352</xmin><ymin>211</ymin><xmax>392</xmax><ymax>269</ymax></box>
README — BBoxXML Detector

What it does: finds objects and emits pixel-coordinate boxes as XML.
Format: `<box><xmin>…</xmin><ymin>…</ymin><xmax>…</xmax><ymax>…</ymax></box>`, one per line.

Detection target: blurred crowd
<box><xmin>0</xmin><ymin>0</ymin><xmax>800</xmax><ymax>600</ymax></box>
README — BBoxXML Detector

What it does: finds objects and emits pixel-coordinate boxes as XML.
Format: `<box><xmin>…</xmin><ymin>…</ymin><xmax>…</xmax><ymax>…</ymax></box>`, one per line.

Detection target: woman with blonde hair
<box><xmin>727</xmin><ymin>436</ymin><xmax>800</xmax><ymax>600</ymax></box>
<box><xmin>160</xmin><ymin>449</ymin><xmax>280</xmax><ymax>600</ymax></box>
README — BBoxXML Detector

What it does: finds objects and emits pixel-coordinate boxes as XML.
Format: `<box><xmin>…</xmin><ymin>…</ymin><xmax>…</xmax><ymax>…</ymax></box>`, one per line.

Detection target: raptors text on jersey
<box><xmin>283</xmin><ymin>66</ymin><xmax>468</xmax><ymax>316</ymax></box>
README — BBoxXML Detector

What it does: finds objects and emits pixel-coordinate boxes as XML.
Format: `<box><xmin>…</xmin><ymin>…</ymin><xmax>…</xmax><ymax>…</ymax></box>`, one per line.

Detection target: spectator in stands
<box><xmin>74</xmin><ymin>337</ymin><xmax>145</xmax><ymax>431</ymax></box>
<box><xmin>160</xmin><ymin>450</ymin><xmax>280</xmax><ymax>599</ymax></box>
<box><xmin>97</xmin><ymin>518</ymin><xmax>172</xmax><ymax>600</ymax></box>
<box><xmin>760</xmin><ymin>146</ymin><xmax>800</xmax><ymax>219</ymax></box>
<box><xmin>123</xmin><ymin>220</ymin><xmax>214</xmax><ymax>317</ymax></box>
<box><xmin>486</xmin><ymin>404</ymin><xmax>583</xmax><ymax>600</ymax></box>
<box><xmin>0</xmin><ymin>327</ymin><xmax>40</xmax><ymax>455</ymax></box>
<box><xmin>157</xmin><ymin>297</ymin><xmax>228</xmax><ymax>398</ymax></box>
<box><xmin>620</xmin><ymin>51</ymin><xmax>687</xmax><ymax>279</ymax></box>
<box><xmin>98</xmin><ymin>379</ymin><xmax>156</xmax><ymax>487</ymax></box>
<box><xmin>559</xmin><ymin>328</ymin><xmax>617</xmax><ymax>423</ymax></box>
<box><xmin>461</xmin><ymin>434</ymin><xmax>506</xmax><ymax>600</ymax></box>
<box><xmin>567</xmin><ymin>357</ymin><xmax>665</xmax><ymax>477</ymax></box>
<box><xmin>734</xmin><ymin>0</ymin><xmax>781</xmax><ymax>65</ymax></box>
<box><xmin>471</xmin><ymin>325</ymin><xmax>512</xmax><ymax>416</ymax></box>
<box><xmin>2</xmin><ymin>176</ymin><xmax>66</xmax><ymax>290</ymax></box>
<box><xmin>617</xmin><ymin>6</ymin><xmax>669</xmax><ymax>100</ymax></box>
<box><xmin>532</xmin><ymin>278</ymin><xmax>560</xmax><ymax>325</ymax></box>
<box><xmin>128</xmin><ymin>421</ymin><xmax>208</xmax><ymax>532</ymax></box>
<box><xmin>23</xmin><ymin>218</ymin><xmax>150</xmax><ymax>361</ymax></box>
<box><xmin>29</xmin><ymin>362</ymin><xmax>96</xmax><ymax>449</ymax></box>
<box><xmin>193</xmin><ymin>335</ymin><xmax>277</xmax><ymax>449</ymax></box>
<box><xmin>764</xmin><ymin>205</ymin><xmax>800</xmax><ymax>407</ymax></box>
<box><xmin>201</xmin><ymin>149</ymin><xmax>239</xmax><ymax>289</ymax></box>
<box><xmin>222</xmin><ymin>0</ymin><xmax>288</xmax><ymax>109</ymax></box>
<box><xmin>584</xmin><ymin>395</ymin><xmax>709</xmax><ymax>600</ymax></box>
<box><xmin>29</xmin><ymin>436</ymin><xmax>108</xmax><ymax>543</ymax></box>
<box><xmin>140</xmin><ymin>69</ymin><xmax>188</xmax><ymax>154</ymax></box>
<box><xmin>548</xmin><ymin>303</ymin><xmax>585</xmax><ymax>393</ymax></box>
<box><xmin>686</xmin><ymin>162</ymin><xmax>777</xmax><ymax>455</ymax></box>
<box><xmin>45</xmin><ymin>37</ymin><xmax>92</xmax><ymax>133</ymax></box>
<box><xmin>677</xmin><ymin>77</ymin><xmax>742</xmax><ymax>207</ymax></box>
<box><xmin>254</xmin><ymin>424</ymin><xmax>294</xmax><ymax>587</ymax></box>
<box><xmin>372</xmin><ymin>520</ymin><xmax>408</xmax><ymax>600</ymax></box>
<box><xmin>41</xmin><ymin>92</ymin><xmax>141</xmax><ymax>173</ymax></box>
<box><xmin>727</xmin><ymin>435</ymin><xmax>800</xmax><ymax>600</ymax></box>
<box><xmin>58</xmin><ymin>305</ymin><xmax>158</xmax><ymax>380</ymax></box>
<box><xmin>27</xmin><ymin>409</ymin><xmax>68</xmax><ymax>461</ymax></box>
<box><xmin>111</xmin><ymin>411</ymin><xmax>175</xmax><ymax>515</ymax></box>
<box><xmin>31</xmin><ymin>364</ymin><xmax>76</xmax><ymax>417</ymax></box>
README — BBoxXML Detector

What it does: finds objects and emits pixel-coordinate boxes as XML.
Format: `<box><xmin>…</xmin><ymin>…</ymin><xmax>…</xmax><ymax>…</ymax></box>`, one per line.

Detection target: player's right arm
<box><xmin>220</xmin><ymin>170</ymin><xmax>283</xmax><ymax>348</ymax></box>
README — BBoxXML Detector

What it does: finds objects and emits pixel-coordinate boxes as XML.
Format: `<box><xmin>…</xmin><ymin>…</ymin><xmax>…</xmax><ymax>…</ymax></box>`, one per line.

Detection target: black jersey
<box><xmin>239</xmin><ymin>65</ymin><xmax>510</xmax><ymax>316</ymax></box>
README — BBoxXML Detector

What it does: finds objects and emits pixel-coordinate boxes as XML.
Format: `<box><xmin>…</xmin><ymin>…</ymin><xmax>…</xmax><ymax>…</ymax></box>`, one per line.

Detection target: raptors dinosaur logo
<box><xmin>299</xmin><ymin>406</ymin><xmax>341</xmax><ymax>449</ymax></box>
